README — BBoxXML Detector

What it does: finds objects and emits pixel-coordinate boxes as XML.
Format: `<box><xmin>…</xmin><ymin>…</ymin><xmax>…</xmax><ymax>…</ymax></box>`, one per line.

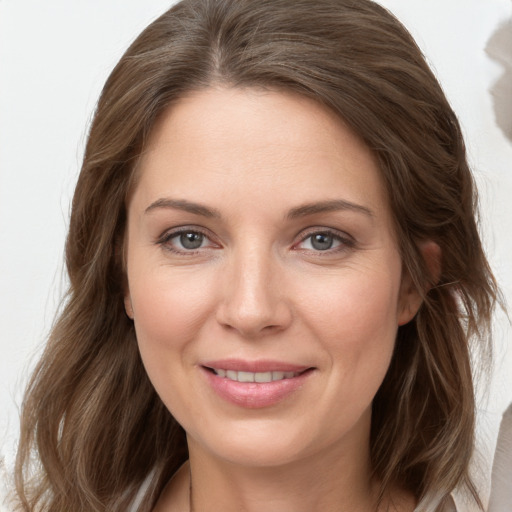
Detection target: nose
<box><xmin>215</xmin><ymin>246</ymin><xmax>293</xmax><ymax>338</ymax></box>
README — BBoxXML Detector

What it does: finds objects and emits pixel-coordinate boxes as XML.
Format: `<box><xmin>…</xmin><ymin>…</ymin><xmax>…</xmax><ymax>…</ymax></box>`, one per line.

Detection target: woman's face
<box><xmin>124</xmin><ymin>87</ymin><xmax>420</xmax><ymax>468</ymax></box>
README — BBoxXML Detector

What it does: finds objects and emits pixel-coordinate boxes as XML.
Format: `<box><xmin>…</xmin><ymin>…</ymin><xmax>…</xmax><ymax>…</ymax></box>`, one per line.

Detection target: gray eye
<box><xmin>180</xmin><ymin>232</ymin><xmax>204</xmax><ymax>249</ymax></box>
<box><xmin>310</xmin><ymin>233</ymin><xmax>334</xmax><ymax>251</ymax></box>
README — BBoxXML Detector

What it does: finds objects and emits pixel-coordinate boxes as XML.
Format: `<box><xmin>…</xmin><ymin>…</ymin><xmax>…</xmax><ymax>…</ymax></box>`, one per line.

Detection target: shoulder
<box><xmin>488</xmin><ymin>402</ymin><xmax>512</xmax><ymax>512</ymax></box>
<box><xmin>413</xmin><ymin>494</ymin><xmax>459</xmax><ymax>512</ymax></box>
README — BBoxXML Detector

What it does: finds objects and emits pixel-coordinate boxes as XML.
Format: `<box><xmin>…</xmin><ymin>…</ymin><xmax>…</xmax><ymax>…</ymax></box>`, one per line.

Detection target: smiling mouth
<box><xmin>207</xmin><ymin>368</ymin><xmax>305</xmax><ymax>383</ymax></box>
<box><xmin>202</xmin><ymin>364</ymin><xmax>314</xmax><ymax>408</ymax></box>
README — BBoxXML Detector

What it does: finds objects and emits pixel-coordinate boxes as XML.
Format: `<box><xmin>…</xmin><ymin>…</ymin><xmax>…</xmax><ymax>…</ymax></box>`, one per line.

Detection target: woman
<box><xmin>13</xmin><ymin>0</ymin><xmax>499</xmax><ymax>511</ymax></box>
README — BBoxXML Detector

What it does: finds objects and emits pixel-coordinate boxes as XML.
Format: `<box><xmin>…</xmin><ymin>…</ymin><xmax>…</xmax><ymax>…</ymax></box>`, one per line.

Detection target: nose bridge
<box><xmin>217</xmin><ymin>239</ymin><xmax>291</xmax><ymax>336</ymax></box>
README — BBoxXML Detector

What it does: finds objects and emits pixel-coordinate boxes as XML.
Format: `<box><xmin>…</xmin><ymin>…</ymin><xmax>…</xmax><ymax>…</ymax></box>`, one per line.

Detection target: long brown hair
<box><xmin>15</xmin><ymin>0</ymin><xmax>499</xmax><ymax>510</ymax></box>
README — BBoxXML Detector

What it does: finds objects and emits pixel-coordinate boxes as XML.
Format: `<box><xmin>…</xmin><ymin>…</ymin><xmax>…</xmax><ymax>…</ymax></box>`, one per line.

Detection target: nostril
<box><xmin>215</xmin><ymin>279</ymin><xmax>293</xmax><ymax>337</ymax></box>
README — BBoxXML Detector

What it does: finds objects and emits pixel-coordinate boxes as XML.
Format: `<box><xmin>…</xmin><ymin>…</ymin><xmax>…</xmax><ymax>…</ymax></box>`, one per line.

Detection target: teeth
<box><xmin>238</xmin><ymin>371</ymin><xmax>255</xmax><ymax>382</ymax></box>
<box><xmin>212</xmin><ymin>369</ymin><xmax>300</xmax><ymax>382</ymax></box>
<box><xmin>255</xmin><ymin>372</ymin><xmax>272</xmax><ymax>383</ymax></box>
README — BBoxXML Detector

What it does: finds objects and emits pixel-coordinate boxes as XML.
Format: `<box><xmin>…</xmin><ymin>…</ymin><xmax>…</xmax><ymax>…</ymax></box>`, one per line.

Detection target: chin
<box><xmin>188</xmin><ymin>419</ymin><xmax>316</xmax><ymax>468</ymax></box>
<box><xmin>187</xmin><ymin>411</ymin><xmax>361</xmax><ymax>470</ymax></box>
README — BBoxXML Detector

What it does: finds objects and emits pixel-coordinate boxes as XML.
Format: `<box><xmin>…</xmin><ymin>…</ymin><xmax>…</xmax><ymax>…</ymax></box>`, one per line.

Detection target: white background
<box><xmin>1</xmin><ymin>0</ymin><xmax>511</xmax><ymax>504</ymax></box>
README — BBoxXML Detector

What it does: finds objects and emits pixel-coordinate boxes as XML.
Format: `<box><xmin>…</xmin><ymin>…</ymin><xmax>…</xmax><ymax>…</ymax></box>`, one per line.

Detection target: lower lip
<box><xmin>201</xmin><ymin>367</ymin><xmax>313</xmax><ymax>409</ymax></box>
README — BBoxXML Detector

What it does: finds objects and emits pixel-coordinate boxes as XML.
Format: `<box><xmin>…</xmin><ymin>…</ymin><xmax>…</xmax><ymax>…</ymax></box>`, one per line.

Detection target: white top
<box><xmin>413</xmin><ymin>495</ymin><xmax>457</xmax><ymax>512</ymax></box>
<box><xmin>488</xmin><ymin>402</ymin><xmax>512</xmax><ymax>512</ymax></box>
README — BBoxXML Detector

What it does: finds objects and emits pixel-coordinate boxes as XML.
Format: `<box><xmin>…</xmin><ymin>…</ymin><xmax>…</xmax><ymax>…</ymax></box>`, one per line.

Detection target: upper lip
<box><xmin>201</xmin><ymin>359</ymin><xmax>312</xmax><ymax>373</ymax></box>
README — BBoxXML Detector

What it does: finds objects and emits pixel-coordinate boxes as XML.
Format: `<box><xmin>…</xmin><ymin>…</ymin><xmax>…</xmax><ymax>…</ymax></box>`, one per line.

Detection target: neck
<box><xmin>186</xmin><ymin>434</ymin><xmax>378</xmax><ymax>512</ymax></box>
<box><xmin>152</xmin><ymin>413</ymin><xmax>415</xmax><ymax>512</ymax></box>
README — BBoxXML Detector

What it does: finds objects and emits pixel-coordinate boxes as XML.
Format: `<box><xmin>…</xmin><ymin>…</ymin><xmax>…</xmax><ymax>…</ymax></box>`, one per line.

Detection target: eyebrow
<box><xmin>144</xmin><ymin>198</ymin><xmax>221</xmax><ymax>218</ymax></box>
<box><xmin>286</xmin><ymin>199</ymin><xmax>374</xmax><ymax>219</ymax></box>
<box><xmin>144</xmin><ymin>197</ymin><xmax>373</xmax><ymax>220</ymax></box>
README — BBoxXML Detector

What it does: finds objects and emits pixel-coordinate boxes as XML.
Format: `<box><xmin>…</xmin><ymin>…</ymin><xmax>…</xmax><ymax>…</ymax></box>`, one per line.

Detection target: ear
<box><xmin>115</xmin><ymin>230</ymin><xmax>134</xmax><ymax>319</ymax></box>
<box><xmin>397</xmin><ymin>240</ymin><xmax>441</xmax><ymax>326</ymax></box>
<box><xmin>124</xmin><ymin>292</ymin><xmax>134</xmax><ymax>320</ymax></box>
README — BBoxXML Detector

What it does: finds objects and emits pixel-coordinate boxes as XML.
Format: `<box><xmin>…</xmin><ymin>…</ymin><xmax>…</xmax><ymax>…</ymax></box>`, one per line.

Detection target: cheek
<box><xmin>129</xmin><ymin>266</ymin><xmax>216</xmax><ymax>371</ymax></box>
<box><xmin>301</xmin><ymin>263</ymin><xmax>400</xmax><ymax>337</ymax></box>
<box><xmin>299</xmin><ymin>265</ymin><xmax>401</xmax><ymax>390</ymax></box>
<box><xmin>128</xmin><ymin>266</ymin><xmax>219</xmax><ymax>426</ymax></box>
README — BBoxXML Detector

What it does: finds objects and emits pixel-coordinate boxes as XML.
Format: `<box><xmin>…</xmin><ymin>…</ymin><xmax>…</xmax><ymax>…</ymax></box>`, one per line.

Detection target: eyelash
<box><xmin>157</xmin><ymin>227</ymin><xmax>217</xmax><ymax>255</ymax></box>
<box><xmin>156</xmin><ymin>227</ymin><xmax>355</xmax><ymax>255</ymax></box>
<box><xmin>293</xmin><ymin>228</ymin><xmax>355</xmax><ymax>254</ymax></box>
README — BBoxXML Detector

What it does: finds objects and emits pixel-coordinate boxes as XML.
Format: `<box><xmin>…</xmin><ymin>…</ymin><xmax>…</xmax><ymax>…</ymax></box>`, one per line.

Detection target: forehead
<box><xmin>143</xmin><ymin>86</ymin><xmax>374</xmax><ymax>166</ymax></box>
<box><xmin>132</xmin><ymin>87</ymin><xmax>391</xmax><ymax>222</ymax></box>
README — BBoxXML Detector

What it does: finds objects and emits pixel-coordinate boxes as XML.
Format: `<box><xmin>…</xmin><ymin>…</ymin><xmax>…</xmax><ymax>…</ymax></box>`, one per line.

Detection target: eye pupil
<box><xmin>180</xmin><ymin>232</ymin><xmax>204</xmax><ymax>249</ymax></box>
<box><xmin>311</xmin><ymin>233</ymin><xmax>333</xmax><ymax>251</ymax></box>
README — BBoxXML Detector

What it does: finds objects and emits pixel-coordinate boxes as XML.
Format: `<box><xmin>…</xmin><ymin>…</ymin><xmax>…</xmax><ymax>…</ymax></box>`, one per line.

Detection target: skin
<box><xmin>124</xmin><ymin>87</ymin><xmax>425</xmax><ymax>511</ymax></box>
